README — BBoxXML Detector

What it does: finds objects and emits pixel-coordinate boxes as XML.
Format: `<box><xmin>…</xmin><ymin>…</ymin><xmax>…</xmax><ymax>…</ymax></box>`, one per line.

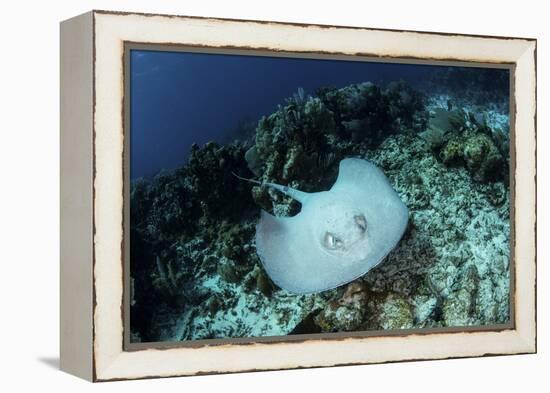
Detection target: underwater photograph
<box><xmin>128</xmin><ymin>48</ymin><xmax>511</xmax><ymax>343</ymax></box>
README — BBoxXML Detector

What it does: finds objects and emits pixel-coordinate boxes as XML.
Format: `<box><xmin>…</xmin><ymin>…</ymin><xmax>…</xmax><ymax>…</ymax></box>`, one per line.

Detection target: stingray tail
<box><xmin>232</xmin><ymin>172</ymin><xmax>310</xmax><ymax>204</ymax></box>
<box><xmin>232</xmin><ymin>172</ymin><xmax>262</xmax><ymax>186</ymax></box>
<box><xmin>266</xmin><ymin>182</ymin><xmax>310</xmax><ymax>204</ymax></box>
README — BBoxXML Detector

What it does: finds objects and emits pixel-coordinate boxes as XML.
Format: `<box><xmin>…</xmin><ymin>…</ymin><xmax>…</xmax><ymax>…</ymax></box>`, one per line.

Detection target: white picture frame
<box><xmin>60</xmin><ymin>10</ymin><xmax>536</xmax><ymax>382</ymax></box>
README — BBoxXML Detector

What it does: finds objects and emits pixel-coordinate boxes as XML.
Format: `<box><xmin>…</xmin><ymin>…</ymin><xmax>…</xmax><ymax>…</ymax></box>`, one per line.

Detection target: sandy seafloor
<box><xmin>129</xmin><ymin>85</ymin><xmax>511</xmax><ymax>343</ymax></box>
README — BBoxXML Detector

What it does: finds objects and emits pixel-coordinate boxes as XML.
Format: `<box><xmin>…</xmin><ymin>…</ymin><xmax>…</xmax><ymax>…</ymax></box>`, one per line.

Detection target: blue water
<box><xmin>130</xmin><ymin>49</ymin><xmax>506</xmax><ymax>179</ymax></box>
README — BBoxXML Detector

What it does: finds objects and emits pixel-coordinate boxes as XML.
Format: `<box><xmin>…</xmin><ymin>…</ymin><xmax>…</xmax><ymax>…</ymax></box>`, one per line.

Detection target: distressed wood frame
<box><xmin>60</xmin><ymin>10</ymin><xmax>537</xmax><ymax>382</ymax></box>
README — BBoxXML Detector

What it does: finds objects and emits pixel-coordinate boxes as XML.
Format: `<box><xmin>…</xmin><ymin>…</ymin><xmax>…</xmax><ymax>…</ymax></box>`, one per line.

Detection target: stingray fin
<box><xmin>331</xmin><ymin>158</ymin><xmax>389</xmax><ymax>193</ymax></box>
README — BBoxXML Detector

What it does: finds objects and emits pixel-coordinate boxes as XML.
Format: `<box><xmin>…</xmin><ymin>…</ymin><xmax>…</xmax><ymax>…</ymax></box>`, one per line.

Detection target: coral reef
<box><xmin>129</xmin><ymin>142</ymin><xmax>257</xmax><ymax>340</ymax></box>
<box><xmin>248</xmin><ymin>81</ymin><xmax>427</xmax><ymax>214</ymax></box>
<box><xmin>369</xmin><ymin>292</ymin><xmax>414</xmax><ymax>330</ymax></box>
<box><xmin>130</xmin><ymin>80</ymin><xmax>510</xmax><ymax>342</ymax></box>
<box><xmin>314</xmin><ymin>282</ymin><xmax>369</xmax><ymax>332</ymax></box>
<box><xmin>421</xmin><ymin>106</ymin><xmax>507</xmax><ymax>183</ymax></box>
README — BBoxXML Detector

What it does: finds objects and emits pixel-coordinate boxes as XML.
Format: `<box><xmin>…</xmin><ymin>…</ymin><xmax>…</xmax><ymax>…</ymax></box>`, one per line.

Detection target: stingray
<box><xmin>236</xmin><ymin>158</ymin><xmax>408</xmax><ymax>295</ymax></box>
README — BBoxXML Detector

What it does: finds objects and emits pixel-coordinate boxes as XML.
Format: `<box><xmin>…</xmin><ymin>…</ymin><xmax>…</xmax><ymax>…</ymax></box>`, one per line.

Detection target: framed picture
<box><xmin>60</xmin><ymin>10</ymin><xmax>537</xmax><ymax>381</ymax></box>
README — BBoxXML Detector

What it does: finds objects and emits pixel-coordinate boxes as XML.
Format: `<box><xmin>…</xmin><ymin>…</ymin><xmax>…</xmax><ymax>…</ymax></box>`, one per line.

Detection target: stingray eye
<box><xmin>355</xmin><ymin>214</ymin><xmax>367</xmax><ymax>233</ymax></box>
<box><xmin>324</xmin><ymin>232</ymin><xmax>343</xmax><ymax>250</ymax></box>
